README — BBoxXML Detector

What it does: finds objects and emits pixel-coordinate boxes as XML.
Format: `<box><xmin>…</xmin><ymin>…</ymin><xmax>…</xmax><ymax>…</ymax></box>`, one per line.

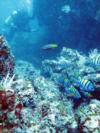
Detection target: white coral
<box><xmin>0</xmin><ymin>73</ymin><xmax>15</xmax><ymax>92</ymax></box>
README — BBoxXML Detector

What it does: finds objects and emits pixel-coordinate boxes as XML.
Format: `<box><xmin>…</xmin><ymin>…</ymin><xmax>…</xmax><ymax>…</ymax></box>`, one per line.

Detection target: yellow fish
<box><xmin>42</xmin><ymin>43</ymin><xmax>58</xmax><ymax>50</ymax></box>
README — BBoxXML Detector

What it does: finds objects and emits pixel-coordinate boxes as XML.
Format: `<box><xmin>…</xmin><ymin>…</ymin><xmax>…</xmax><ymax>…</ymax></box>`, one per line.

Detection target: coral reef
<box><xmin>42</xmin><ymin>47</ymin><xmax>100</xmax><ymax>99</ymax></box>
<box><xmin>0</xmin><ymin>44</ymin><xmax>100</xmax><ymax>132</ymax></box>
<box><xmin>0</xmin><ymin>74</ymin><xmax>23</xmax><ymax>132</ymax></box>
<box><xmin>15</xmin><ymin>60</ymin><xmax>40</xmax><ymax>80</ymax></box>
<box><xmin>76</xmin><ymin>99</ymin><xmax>100</xmax><ymax>133</ymax></box>
<box><xmin>0</xmin><ymin>35</ymin><xmax>14</xmax><ymax>79</ymax></box>
<box><xmin>13</xmin><ymin>76</ymin><xmax>77</xmax><ymax>133</ymax></box>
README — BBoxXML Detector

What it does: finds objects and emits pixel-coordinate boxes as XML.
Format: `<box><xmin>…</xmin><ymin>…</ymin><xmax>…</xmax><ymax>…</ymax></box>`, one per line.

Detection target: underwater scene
<box><xmin>0</xmin><ymin>0</ymin><xmax>100</xmax><ymax>132</ymax></box>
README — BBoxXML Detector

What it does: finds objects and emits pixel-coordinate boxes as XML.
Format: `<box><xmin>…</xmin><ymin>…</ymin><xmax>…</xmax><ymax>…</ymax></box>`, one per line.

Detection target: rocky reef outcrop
<box><xmin>0</xmin><ymin>42</ymin><xmax>100</xmax><ymax>132</ymax></box>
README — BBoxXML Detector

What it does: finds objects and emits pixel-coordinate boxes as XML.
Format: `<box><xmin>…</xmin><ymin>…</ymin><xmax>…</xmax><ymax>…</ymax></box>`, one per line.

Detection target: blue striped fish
<box><xmin>78</xmin><ymin>78</ymin><xmax>94</xmax><ymax>92</ymax></box>
<box><xmin>91</xmin><ymin>55</ymin><xmax>100</xmax><ymax>67</ymax></box>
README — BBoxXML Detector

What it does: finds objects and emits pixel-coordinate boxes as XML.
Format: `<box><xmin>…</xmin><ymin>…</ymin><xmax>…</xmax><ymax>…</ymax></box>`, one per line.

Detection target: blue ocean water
<box><xmin>0</xmin><ymin>0</ymin><xmax>99</xmax><ymax>67</ymax></box>
<box><xmin>0</xmin><ymin>1</ymin><xmax>100</xmax><ymax>132</ymax></box>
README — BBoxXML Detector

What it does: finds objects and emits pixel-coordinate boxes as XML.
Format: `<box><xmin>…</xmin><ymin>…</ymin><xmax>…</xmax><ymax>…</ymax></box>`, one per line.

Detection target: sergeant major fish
<box><xmin>77</xmin><ymin>78</ymin><xmax>94</xmax><ymax>92</ymax></box>
<box><xmin>91</xmin><ymin>54</ymin><xmax>100</xmax><ymax>67</ymax></box>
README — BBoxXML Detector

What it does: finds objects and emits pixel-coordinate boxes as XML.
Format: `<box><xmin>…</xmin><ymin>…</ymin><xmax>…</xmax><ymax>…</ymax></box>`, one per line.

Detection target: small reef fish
<box><xmin>58</xmin><ymin>76</ymin><xmax>93</xmax><ymax>99</ymax></box>
<box><xmin>64</xmin><ymin>86</ymin><xmax>81</xmax><ymax>99</ymax></box>
<box><xmin>42</xmin><ymin>43</ymin><xmax>58</xmax><ymax>50</ymax></box>
<box><xmin>78</xmin><ymin>78</ymin><xmax>94</xmax><ymax>92</ymax></box>
<box><xmin>91</xmin><ymin>55</ymin><xmax>100</xmax><ymax>67</ymax></box>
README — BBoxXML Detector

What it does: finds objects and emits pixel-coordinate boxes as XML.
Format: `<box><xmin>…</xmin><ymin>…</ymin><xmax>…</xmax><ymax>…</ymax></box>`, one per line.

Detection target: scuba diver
<box><xmin>3</xmin><ymin>9</ymin><xmax>31</xmax><ymax>41</ymax></box>
<box><xmin>33</xmin><ymin>0</ymin><xmax>100</xmax><ymax>51</ymax></box>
